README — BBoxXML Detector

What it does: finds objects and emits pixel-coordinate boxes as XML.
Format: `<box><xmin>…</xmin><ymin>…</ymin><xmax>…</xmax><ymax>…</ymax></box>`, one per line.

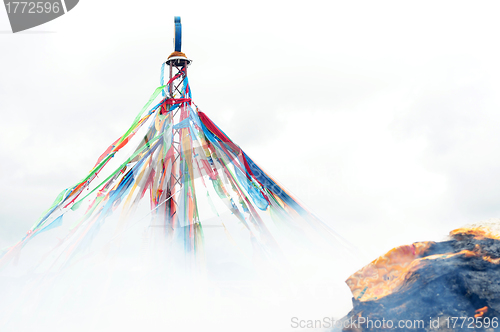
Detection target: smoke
<box><xmin>0</xmin><ymin>207</ymin><xmax>361</xmax><ymax>332</ymax></box>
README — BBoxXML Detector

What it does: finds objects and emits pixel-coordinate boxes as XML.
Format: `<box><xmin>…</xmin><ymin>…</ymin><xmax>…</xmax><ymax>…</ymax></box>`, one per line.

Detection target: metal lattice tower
<box><xmin>162</xmin><ymin>16</ymin><xmax>193</xmax><ymax>237</ymax></box>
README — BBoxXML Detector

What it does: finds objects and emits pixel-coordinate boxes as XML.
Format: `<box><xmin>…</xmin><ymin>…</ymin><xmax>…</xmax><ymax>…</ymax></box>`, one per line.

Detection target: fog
<box><xmin>2</xmin><ymin>1</ymin><xmax>500</xmax><ymax>331</ymax></box>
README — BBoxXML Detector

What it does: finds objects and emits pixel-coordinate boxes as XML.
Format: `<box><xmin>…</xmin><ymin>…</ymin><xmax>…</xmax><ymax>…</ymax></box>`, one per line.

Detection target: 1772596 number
<box><xmin>446</xmin><ymin>317</ymin><xmax>498</xmax><ymax>329</ymax></box>
<box><xmin>5</xmin><ymin>2</ymin><xmax>60</xmax><ymax>14</ymax></box>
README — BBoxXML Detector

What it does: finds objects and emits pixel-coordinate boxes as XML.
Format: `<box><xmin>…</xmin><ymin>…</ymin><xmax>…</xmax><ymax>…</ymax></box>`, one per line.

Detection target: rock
<box><xmin>340</xmin><ymin>222</ymin><xmax>500</xmax><ymax>331</ymax></box>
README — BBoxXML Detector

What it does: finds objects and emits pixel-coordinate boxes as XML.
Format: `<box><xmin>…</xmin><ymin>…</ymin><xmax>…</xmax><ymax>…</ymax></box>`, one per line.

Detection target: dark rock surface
<box><xmin>337</xmin><ymin>234</ymin><xmax>500</xmax><ymax>331</ymax></box>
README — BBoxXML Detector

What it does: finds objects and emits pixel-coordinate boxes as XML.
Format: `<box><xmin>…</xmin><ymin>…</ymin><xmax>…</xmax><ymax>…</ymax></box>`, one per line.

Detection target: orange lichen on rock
<box><xmin>483</xmin><ymin>256</ymin><xmax>500</xmax><ymax>264</ymax></box>
<box><xmin>346</xmin><ymin>242</ymin><xmax>500</xmax><ymax>302</ymax></box>
<box><xmin>475</xmin><ymin>306</ymin><xmax>488</xmax><ymax>318</ymax></box>
<box><xmin>345</xmin><ymin>242</ymin><xmax>433</xmax><ymax>302</ymax></box>
<box><xmin>450</xmin><ymin>226</ymin><xmax>500</xmax><ymax>240</ymax></box>
<box><xmin>347</xmin><ymin>224</ymin><xmax>500</xmax><ymax>303</ymax></box>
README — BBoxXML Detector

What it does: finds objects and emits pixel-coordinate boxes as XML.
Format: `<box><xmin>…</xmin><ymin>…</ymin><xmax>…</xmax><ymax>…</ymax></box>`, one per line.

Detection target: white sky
<box><xmin>2</xmin><ymin>0</ymin><xmax>500</xmax><ymax>262</ymax></box>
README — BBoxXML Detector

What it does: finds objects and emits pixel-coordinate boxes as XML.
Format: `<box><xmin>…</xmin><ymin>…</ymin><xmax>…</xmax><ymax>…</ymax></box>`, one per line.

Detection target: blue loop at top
<box><xmin>174</xmin><ymin>16</ymin><xmax>182</xmax><ymax>52</ymax></box>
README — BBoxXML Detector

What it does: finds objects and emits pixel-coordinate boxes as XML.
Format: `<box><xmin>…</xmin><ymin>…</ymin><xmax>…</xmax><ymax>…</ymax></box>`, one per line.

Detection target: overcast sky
<box><xmin>2</xmin><ymin>0</ymin><xmax>500</xmax><ymax>261</ymax></box>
